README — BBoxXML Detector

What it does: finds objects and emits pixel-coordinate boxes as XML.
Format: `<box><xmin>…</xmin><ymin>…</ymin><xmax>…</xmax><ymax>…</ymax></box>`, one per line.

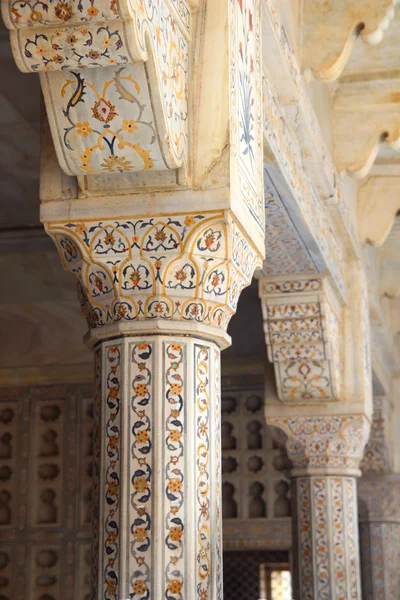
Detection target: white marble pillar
<box><xmin>43</xmin><ymin>210</ymin><xmax>261</xmax><ymax>600</ymax></box>
<box><xmin>358</xmin><ymin>476</ymin><xmax>400</xmax><ymax>600</ymax></box>
<box><xmin>269</xmin><ymin>415</ymin><xmax>370</xmax><ymax>600</ymax></box>
<box><xmin>92</xmin><ymin>335</ymin><xmax>223</xmax><ymax>600</ymax></box>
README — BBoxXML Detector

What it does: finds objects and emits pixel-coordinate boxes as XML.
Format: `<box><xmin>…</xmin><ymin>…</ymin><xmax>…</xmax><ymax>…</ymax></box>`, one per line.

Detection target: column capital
<box><xmin>361</xmin><ymin>395</ymin><xmax>392</xmax><ymax>474</ymax></box>
<box><xmin>268</xmin><ymin>414</ymin><xmax>370</xmax><ymax>476</ymax></box>
<box><xmin>45</xmin><ymin>209</ymin><xmax>261</xmax><ymax>347</ymax></box>
<box><xmin>358</xmin><ymin>474</ymin><xmax>400</xmax><ymax>522</ymax></box>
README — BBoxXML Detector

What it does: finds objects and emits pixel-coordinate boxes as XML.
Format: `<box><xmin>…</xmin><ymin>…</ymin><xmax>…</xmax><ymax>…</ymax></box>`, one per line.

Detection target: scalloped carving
<box><xmin>301</xmin><ymin>0</ymin><xmax>398</xmax><ymax>82</ymax></box>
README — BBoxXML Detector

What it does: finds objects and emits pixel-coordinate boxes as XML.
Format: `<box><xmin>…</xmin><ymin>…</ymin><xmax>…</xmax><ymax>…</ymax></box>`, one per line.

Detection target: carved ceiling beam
<box><xmin>2</xmin><ymin>0</ymin><xmax>196</xmax><ymax>178</ymax></box>
<box><xmin>300</xmin><ymin>0</ymin><xmax>398</xmax><ymax>82</ymax></box>
<box><xmin>261</xmin><ymin>0</ymin><xmax>360</xmax><ymax>277</ymax></box>
<box><xmin>262</xmin><ymin>74</ymin><xmax>347</xmax><ymax>300</ymax></box>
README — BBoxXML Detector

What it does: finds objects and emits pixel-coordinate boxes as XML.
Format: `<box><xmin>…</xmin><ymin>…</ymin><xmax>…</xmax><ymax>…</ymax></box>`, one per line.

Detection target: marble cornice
<box><xmin>300</xmin><ymin>0</ymin><xmax>398</xmax><ymax>82</ymax></box>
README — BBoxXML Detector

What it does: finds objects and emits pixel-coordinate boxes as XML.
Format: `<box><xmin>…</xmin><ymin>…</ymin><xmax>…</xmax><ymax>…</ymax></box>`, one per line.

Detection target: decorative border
<box><xmin>195</xmin><ymin>344</ymin><xmax>211</xmax><ymax>599</ymax></box>
<box><xmin>103</xmin><ymin>344</ymin><xmax>122</xmax><ymax>599</ymax></box>
<box><xmin>91</xmin><ymin>347</ymin><xmax>102</xmax><ymax>599</ymax></box>
<box><xmin>130</xmin><ymin>341</ymin><xmax>154</xmax><ymax>599</ymax></box>
<box><xmin>163</xmin><ymin>341</ymin><xmax>185</xmax><ymax>598</ymax></box>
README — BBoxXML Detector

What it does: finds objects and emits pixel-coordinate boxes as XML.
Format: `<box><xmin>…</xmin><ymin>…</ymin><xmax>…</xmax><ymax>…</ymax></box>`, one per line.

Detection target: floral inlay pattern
<box><xmin>47</xmin><ymin>211</ymin><xmax>260</xmax><ymax>332</ymax></box>
<box><xmin>164</xmin><ymin>342</ymin><xmax>185</xmax><ymax>598</ymax></box>
<box><xmin>103</xmin><ymin>344</ymin><xmax>122</xmax><ymax>600</ymax></box>
<box><xmin>260</xmin><ymin>277</ymin><xmax>341</xmax><ymax>403</ymax></box>
<box><xmin>5</xmin><ymin>0</ymin><xmax>190</xmax><ymax>175</ymax></box>
<box><xmin>296</xmin><ymin>477</ymin><xmax>361</xmax><ymax>600</ymax></box>
<box><xmin>195</xmin><ymin>345</ymin><xmax>211</xmax><ymax>599</ymax></box>
<box><xmin>130</xmin><ymin>341</ymin><xmax>154</xmax><ymax>599</ymax></box>
<box><xmin>230</xmin><ymin>0</ymin><xmax>264</xmax><ymax>232</ymax></box>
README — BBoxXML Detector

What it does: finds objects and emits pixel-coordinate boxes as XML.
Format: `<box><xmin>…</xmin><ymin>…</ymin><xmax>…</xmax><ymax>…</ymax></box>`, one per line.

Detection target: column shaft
<box><xmin>91</xmin><ymin>335</ymin><xmax>223</xmax><ymax>600</ymax></box>
<box><xmin>293</xmin><ymin>475</ymin><xmax>361</xmax><ymax>600</ymax></box>
<box><xmin>358</xmin><ymin>476</ymin><xmax>400</xmax><ymax>600</ymax></box>
<box><xmin>359</xmin><ymin>521</ymin><xmax>400</xmax><ymax>599</ymax></box>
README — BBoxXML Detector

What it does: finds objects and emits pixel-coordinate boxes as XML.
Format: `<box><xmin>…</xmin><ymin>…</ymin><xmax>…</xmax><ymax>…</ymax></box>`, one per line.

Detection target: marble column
<box><xmin>2</xmin><ymin>0</ymin><xmax>265</xmax><ymax>595</ymax></box>
<box><xmin>358</xmin><ymin>474</ymin><xmax>400</xmax><ymax>600</ymax></box>
<box><xmin>358</xmin><ymin>396</ymin><xmax>400</xmax><ymax>600</ymax></box>
<box><xmin>92</xmin><ymin>335</ymin><xmax>223</xmax><ymax>599</ymax></box>
<box><xmin>269</xmin><ymin>415</ymin><xmax>370</xmax><ymax>600</ymax></box>
<box><xmin>45</xmin><ymin>211</ymin><xmax>261</xmax><ymax>600</ymax></box>
<box><xmin>259</xmin><ymin>272</ymin><xmax>372</xmax><ymax>599</ymax></box>
<box><xmin>358</xmin><ymin>476</ymin><xmax>400</xmax><ymax>600</ymax></box>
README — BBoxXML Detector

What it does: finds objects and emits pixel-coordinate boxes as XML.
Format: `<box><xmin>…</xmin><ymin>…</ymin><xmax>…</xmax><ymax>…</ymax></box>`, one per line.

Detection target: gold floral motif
<box><xmin>134</xmin><ymin>383</ymin><xmax>148</xmax><ymax>397</ymax></box>
<box><xmin>168</xmin><ymin>478</ymin><xmax>182</xmax><ymax>493</ymax></box>
<box><xmin>75</xmin><ymin>223</ymin><xmax>87</xmax><ymax>234</ymax></box>
<box><xmin>101</xmin><ymin>156</ymin><xmax>133</xmax><ymax>173</ymax></box>
<box><xmin>170</xmin><ymin>384</ymin><xmax>182</xmax><ymax>395</ymax></box>
<box><xmin>168</xmin><ymin>580</ymin><xmax>183</xmax><ymax>594</ymax></box>
<box><xmin>91</xmin><ymin>98</ymin><xmax>118</xmax><ymax>124</ymax></box>
<box><xmin>169</xmin><ymin>526</ymin><xmax>183</xmax><ymax>541</ymax></box>
<box><xmin>133</xmin><ymin>477</ymin><xmax>148</xmax><ymax>493</ymax></box>
<box><xmin>184</xmin><ymin>216</ymin><xmax>195</xmax><ymax>226</ymax></box>
<box><xmin>133</xmin><ymin>527</ymin><xmax>147</xmax><ymax>542</ymax></box>
<box><xmin>122</xmin><ymin>119</ymin><xmax>139</xmax><ymax>134</ymax></box>
<box><xmin>76</xmin><ymin>122</ymin><xmax>92</xmax><ymax>137</ymax></box>
<box><xmin>135</xmin><ymin>430</ymin><xmax>149</xmax><ymax>444</ymax></box>
<box><xmin>30</xmin><ymin>10</ymin><xmax>42</xmax><ymax>21</ymax></box>
<box><xmin>132</xmin><ymin>580</ymin><xmax>147</xmax><ymax>595</ymax></box>
<box><xmin>108</xmin><ymin>481</ymin><xmax>118</xmax><ymax>495</ymax></box>
<box><xmin>169</xmin><ymin>430</ymin><xmax>182</xmax><ymax>442</ymax></box>
<box><xmin>54</xmin><ymin>1</ymin><xmax>73</xmax><ymax>21</ymax></box>
<box><xmin>65</xmin><ymin>33</ymin><xmax>77</xmax><ymax>45</ymax></box>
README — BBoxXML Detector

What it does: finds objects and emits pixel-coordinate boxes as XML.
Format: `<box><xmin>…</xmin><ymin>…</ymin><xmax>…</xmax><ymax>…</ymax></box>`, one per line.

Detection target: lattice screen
<box><xmin>0</xmin><ymin>384</ymin><xmax>93</xmax><ymax>600</ymax></box>
<box><xmin>223</xmin><ymin>550</ymin><xmax>290</xmax><ymax>600</ymax></box>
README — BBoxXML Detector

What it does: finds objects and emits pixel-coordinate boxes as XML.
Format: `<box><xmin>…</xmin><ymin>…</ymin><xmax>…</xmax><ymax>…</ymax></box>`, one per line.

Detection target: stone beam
<box><xmin>261</xmin><ymin>0</ymin><xmax>360</xmax><ymax>301</ymax></box>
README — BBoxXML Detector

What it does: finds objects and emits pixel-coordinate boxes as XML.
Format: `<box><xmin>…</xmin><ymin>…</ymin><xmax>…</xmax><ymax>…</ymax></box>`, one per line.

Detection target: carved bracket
<box><xmin>259</xmin><ymin>276</ymin><xmax>342</xmax><ymax>403</ymax></box>
<box><xmin>2</xmin><ymin>0</ymin><xmax>193</xmax><ymax>175</ymax></box>
<box><xmin>301</xmin><ymin>0</ymin><xmax>398</xmax><ymax>82</ymax></box>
